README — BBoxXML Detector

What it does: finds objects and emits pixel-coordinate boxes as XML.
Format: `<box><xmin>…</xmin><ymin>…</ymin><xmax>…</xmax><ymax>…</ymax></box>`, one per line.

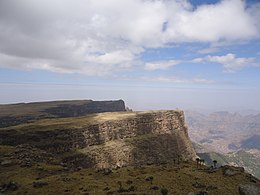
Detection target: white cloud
<box><xmin>207</xmin><ymin>53</ymin><xmax>256</xmax><ymax>72</ymax></box>
<box><xmin>191</xmin><ymin>58</ymin><xmax>204</xmax><ymax>63</ymax></box>
<box><xmin>198</xmin><ymin>47</ymin><xmax>219</xmax><ymax>54</ymax></box>
<box><xmin>145</xmin><ymin>60</ymin><xmax>182</xmax><ymax>70</ymax></box>
<box><xmin>0</xmin><ymin>0</ymin><xmax>259</xmax><ymax>75</ymax></box>
<box><xmin>189</xmin><ymin>53</ymin><xmax>259</xmax><ymax>72</ymax></box>
<box><xmin>164</xmin><ymin>0</ymin><xmax>259</xmax><ymax>42</ymax></box>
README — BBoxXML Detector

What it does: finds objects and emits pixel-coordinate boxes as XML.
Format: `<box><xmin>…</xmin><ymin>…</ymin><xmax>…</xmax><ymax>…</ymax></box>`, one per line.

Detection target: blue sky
<box><xmin>0</xmin><ymin>0</ymin><xmax>260</xmax><ymax>112</ymax></box>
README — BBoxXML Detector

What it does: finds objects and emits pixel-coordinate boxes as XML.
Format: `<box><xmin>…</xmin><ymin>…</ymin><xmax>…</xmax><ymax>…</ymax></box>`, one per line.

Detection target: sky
<box><xmin>0</xmin><ymin>0</ymin><xmax>260</xmax><ymax>112</ymax></box>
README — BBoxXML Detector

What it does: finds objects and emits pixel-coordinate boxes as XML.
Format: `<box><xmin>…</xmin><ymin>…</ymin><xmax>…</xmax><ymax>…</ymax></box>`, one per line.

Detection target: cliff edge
<box><xmin>0</xmin><ymin>110</ymin><xmax>196</xmax><ymax>169</ymax></box>
<box><xmin>0</xmin><ymin>99</ymin><xmax>126</xmax><ymax>128</ymax></box>
<box><xmin>1</xmin><ymin>109</ymin><xmax>259</xmax><ymax>195</ymax></box>
<box><xmin>78</xmin><ymin>110</ymin><xmax>196</xmax><ymax>168</ymax></box>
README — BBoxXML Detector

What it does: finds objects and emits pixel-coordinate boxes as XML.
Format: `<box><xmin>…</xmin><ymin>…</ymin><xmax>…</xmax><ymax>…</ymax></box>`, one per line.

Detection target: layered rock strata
<box><xmin>0</xmin><ymin>110</ymin><xmax>196</xmax><ymax>169</ymax></box>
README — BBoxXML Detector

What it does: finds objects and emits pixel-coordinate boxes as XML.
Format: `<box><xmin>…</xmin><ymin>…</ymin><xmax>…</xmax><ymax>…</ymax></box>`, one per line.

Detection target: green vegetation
<box><xmin>0</xmin><ymin>102</ymin><xmax>259</xmax><ymax>194</ymax></box>
<box><xmin>0</xmin><ymin>100</ymin><xmax>89</xmax><ymax>117</ymax></box>
<box><xmin>160</xmin><ymin>187</ymin><xmax>169</xmax><ymax>195</ymax></box>
<box><xmin>0</xmin><ymin>111</ymin><xmax>137</xmax><ymax>132</ymax></box>
<box><xmin>196</xmin><ymin>158</ymin><xmax>200</xmax><ymax>169</ymax></box>
<box><xmin>0</xmin><ymin>145</ymin><xmax>15</xmax><ymax>155</ymax></box>
<box><xmin>213</xmin><ymin>160</ymin><xmax>217</xmax><ymax>169</ymax></box>
<box><xmin>197</xmin><ymin>152</ymin><xmax>229</xmax><ymax>167</ymax></box>
<box><xmin>1</xmin><ymin>158</ymin><xmax>258</xmax><ymax>195</ymax></box>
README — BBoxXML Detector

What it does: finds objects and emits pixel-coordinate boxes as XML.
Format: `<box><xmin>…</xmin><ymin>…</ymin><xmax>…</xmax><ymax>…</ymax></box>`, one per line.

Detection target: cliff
<box><xmin>0</xmin><ymin>99</ymin><xmax>126</xmax><ymax>128</ymax></box>
<box><xmin>0</xmin><ymin>110</ymin><xmax>196</xmax><ymax>169</ymax></box>
<box><xmin>1</xmin><ymin>109</ymin><xmax>259</xmax><ymax>195</ymax></box>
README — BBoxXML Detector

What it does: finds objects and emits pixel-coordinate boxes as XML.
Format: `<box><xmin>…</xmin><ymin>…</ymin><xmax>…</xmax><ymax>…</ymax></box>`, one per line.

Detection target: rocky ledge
<box><xmin>0</xmin><ymin>110</ymin><xmax>196</xmax><ymax>169</ymax></box>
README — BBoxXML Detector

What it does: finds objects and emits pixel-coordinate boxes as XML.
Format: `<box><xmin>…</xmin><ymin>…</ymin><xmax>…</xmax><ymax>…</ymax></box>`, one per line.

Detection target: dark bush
<box><xmin>160</xmin><ymin>187</ymin><xmax>169</xmax><ymax>195</ymax></box>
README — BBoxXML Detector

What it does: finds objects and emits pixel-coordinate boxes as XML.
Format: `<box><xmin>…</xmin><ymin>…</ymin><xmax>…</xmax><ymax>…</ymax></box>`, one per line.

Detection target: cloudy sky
<box><xmin>0</xmin><ymin>0</ymin><xmax>260</xmax><ymax>112</ymax></box>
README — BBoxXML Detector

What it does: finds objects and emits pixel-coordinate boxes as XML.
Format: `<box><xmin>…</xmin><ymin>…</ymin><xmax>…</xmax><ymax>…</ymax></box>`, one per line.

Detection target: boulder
<box><xmin>0</xmin><ymin>181</ymin><xmax>18</xmax><ymax>192</ymax></box>
<box><xmin>239</xmin><ymin>184</ymin><xmax>260</xmax><ymax>195</ymax></box>
<box><xmin>0</xmin><ymin>160</ymin><xmax>13</xmax><ymax>167</ymax></box>
<box><xmin>222</xmin><ymin>165</ymin><xmax>244</xmax><ymax>176</ymax></box>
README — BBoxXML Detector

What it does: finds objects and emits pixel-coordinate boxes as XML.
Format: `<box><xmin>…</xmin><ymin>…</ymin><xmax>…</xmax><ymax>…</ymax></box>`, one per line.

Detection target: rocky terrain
<box><xmin>1</xmin><ymin>151</ymin><xmax>259</xmax><ymax>195</ymax></box>
<box><xmin>197</xmin><ymin>149</ymin><xmax>260</xmax><ymax>180</ymax></box>
<box><xmin>0</xmin><ymin>101</ymin><xmax>259</xmax><ymax>194</ymax></box>
<box><xmin>0</xmin><ymin>110</ymin><xmax>196</xmax><ymax>169</ymax></box>
<box><xmin>186</xmin><ymin>111</ymin><xmax>260</xmax><ymax>179</ymax></box>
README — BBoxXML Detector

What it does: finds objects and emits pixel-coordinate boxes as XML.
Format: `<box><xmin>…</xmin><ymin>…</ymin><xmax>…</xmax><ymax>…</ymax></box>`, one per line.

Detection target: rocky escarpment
<box><xmin>78</xmin><ymin>111</ymin><xmax>196</xmax><ymax>169</ymax></box>
<box><xmin>1</xmin><ymin>109</ymin><xmax>260</xmax><ymax>195</ymax></box>
<box><xmin>0</xmin><ymin>99</ymin><xmax>126</xmax><ymax>128</ymax></box>
<box><xmin>0</xmin><ymin>110</ymin><xmax>196</xmax><ymax>169</ymax></box>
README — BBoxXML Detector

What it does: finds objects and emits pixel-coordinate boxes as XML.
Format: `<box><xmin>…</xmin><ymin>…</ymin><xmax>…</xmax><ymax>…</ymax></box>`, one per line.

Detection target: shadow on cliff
<box><xmin>130</xmin><ymin>112</ymin><xmax>190</xmax><ymax>166</ymax></box>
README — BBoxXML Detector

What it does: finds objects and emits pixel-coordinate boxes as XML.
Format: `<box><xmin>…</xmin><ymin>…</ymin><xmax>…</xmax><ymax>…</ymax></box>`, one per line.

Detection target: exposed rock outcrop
<box><xmin>0</xmin><ymin>110</ymin><xmax>196</xmax><ymax>169</ymax></box>
<box><xmin>80</xmin><ymin>111</ymin><xmax>196</xmax><ymax>168</ymax></box>
<box><xmin>239</xmin><ymin>184</ymin><xmax>260</xmax><ymax>195</ymax></box>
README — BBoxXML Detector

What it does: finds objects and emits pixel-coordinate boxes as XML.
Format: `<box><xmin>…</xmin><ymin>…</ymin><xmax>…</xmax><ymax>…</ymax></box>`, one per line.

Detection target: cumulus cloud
<box><xmin>145</xmin><ymin>60</ymin><xmax>182</xmax><ymax>70</ymax></box>
<box><xmin>189</xmin><ymin>53</ymin><xmax>258</xmax><ymax>72</ymax></box>
<box><xmin>207</xmin><ymin>53</ymin><xmax>257</xmax><ymax>72</ymax></box>
<box><xmin>0</xmin><ymin>0</ymin><xmax>259</xmax><ymax>75</ymax></box>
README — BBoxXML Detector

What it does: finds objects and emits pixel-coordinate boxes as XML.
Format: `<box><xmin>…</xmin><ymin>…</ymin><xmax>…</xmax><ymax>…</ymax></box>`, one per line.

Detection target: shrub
<box><xmin>145</xmin><ymin>176</ymin><xmax>154</xmax><ymax>184</ymax></box>
<box><xmin>160</xmin><ymin>187</ymin><xmax>168</xmax><ymax>195</ymax></box>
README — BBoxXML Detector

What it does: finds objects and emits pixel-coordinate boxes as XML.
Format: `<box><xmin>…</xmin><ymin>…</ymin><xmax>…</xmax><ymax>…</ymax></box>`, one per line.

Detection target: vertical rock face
<box><xmin>0</xmin><ymin>110</ymin><xmax>196</xmax><ymax>169</ymax></box>
<box><xmin>78</xmin><ymin>110</ymin><xmax>197</xmax><ymax>168</ymax></box>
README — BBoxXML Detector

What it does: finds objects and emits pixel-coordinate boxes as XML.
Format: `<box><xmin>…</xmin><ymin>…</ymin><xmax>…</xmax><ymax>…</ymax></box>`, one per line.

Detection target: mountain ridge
<box><xmin>0</xmin><ymin>101</ymin><xmax>259</xmax><ymax>194</ymax></box>
<box><xmin>0</xmin><ymin>110</ymin><xmax>196</xmax><ymax>169</ymax></box>
<box><xmin>0</xmin><ymin>99</ymin><xmax>126</xmax><ymax>128</ymax></box>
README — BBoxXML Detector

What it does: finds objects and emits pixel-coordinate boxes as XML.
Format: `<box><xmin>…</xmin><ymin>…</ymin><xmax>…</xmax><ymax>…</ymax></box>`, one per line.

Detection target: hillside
<box><xmin>197</xmin><ymin>149</ymin><xmax>260</xmax><ymax>180</ymax></box>
<box><xmin>0</xmin><ymin>103</ymin><xmax>259</xmax><ymax>194</ymax></box>
<box><xmin>1</xmin><ymin>154</ymin><xmax>259</xmax><ymax>195</ymax></box>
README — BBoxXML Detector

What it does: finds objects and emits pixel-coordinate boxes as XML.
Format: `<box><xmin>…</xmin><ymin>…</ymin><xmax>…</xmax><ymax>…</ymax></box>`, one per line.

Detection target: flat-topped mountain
<box><xmin>0</xmin><ymin>101</ymin><xmax>259</xmax><ymax>194</ymax></box>
<box><xmin>0</xmin><ymin>110</ymin><xmax>196</xmax><ymax>169</ymax></box>
<box><xmin>0</xmin><ymin>99</ymin><xmax>126</xmax><ymax>128</ymax></box>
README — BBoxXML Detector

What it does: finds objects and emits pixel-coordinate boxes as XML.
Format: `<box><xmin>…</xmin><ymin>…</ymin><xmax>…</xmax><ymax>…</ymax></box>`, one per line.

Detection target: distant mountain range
<box><xmin>186</xmin><ymin>110</ymin><xmax>260</xmax><ymax>179</ymax></box>
<box><xmin>185</xmin><ymin>110</ymin><xmax>260</xmax><ymax>153</ymax></box>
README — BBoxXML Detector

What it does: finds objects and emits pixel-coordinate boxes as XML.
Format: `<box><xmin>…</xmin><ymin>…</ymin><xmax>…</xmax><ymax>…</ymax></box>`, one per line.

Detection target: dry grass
<box><xmin>0</xmin><ymin>110</ymin><xmax>183</xmax><ymax>132</ymax></box>
<box><xmin>0</xmin><ymin>145</ymin><xmax>15</xmax><ymax>155</ymax></box>
<box><xmin>1</xmin><ymin>160</ymin><xmax>258</xmax><ymax>195</ymax></box>
<box><xmin>0</xmin><ymin>100</ymin><xmax>90</xmax><ymax>117</ymax></box>
<box><xmin>0</xmin><ymin>109</ymin><xmax>256</xmax><ymax>194</ymax></box>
